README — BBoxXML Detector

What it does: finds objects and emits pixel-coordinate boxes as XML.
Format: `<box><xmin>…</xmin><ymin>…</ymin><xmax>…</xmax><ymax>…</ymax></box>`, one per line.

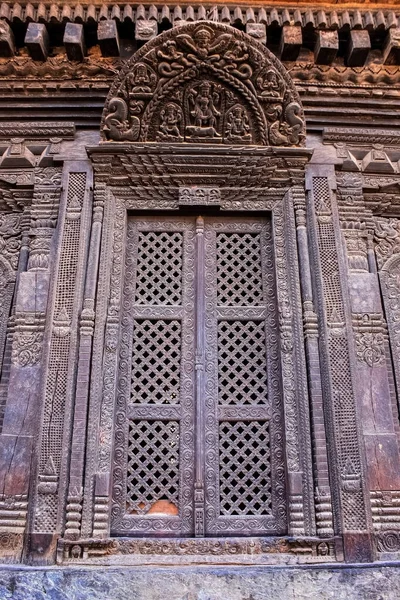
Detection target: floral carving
<box><xmin>355</xmin><ymin>331</ymin><xmax>385</xmax><ymax>367</ymax></box>
<box><xmin>374</xmin><ymin>217</ymin><xmax>400</xmax><ymax>271</ymax></box>
<box><xmin>101</xmin><ymin>22</ymin><xmax>305</xmax><ymax>147</ymax></box>
<box><xmin>11</xmin><ymin>332</ymin><xmax>43</xmax><ymax>366</ymax></box>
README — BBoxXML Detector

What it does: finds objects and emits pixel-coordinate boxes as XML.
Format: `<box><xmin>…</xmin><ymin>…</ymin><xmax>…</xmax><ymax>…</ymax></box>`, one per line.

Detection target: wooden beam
<box><xmin>346</xmin><ymin>30</ymin><xmax>371</xmax><ymax>67</ymax></box>
<box><xmin>135</xmin><ymin>19</ymin><xmax>158</xmax><ymax>42</ymax></box>
<box><xmin>383</xmin><ymin>28</ymin><xmax>400</xmax><ymax>65</ymax></box>
<box><xmin>0</xmin><ymin>19</ymin><xmax>15</xmax><ymax>57</ymax></box>
<box><xmin>97</xmin><ymin>19</ymin><xmax>120</xmax><ymax>57</ymax></box>
<box><xmin>279</xmin><ymin>25</ymin><xmax>302</xmax><ymax>61</ymax></box>
<box><xmin>314</xmin><ymin>30</ymin><xmax>338</xmax><ymax>65</ymax></box>
<box><xmin>63</xmin><ymin>22</ymin><xmax>86</xmax><ymax>62</ymax></box>
<box><xmin>246</xmin><ymin>22</ymin><xmax>267</xmax><ymax>45</ymax></box>
<box><xmin>24</xmin><ymin>22</ymin><xmax>49</xmax><ymax>61</ymax></box>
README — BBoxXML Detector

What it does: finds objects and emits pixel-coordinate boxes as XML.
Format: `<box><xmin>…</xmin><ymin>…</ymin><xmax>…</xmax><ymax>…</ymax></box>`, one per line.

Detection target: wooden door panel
<box><xmin>203</xmin><ymin>218</ymin><xmax>287</xmax><ymax>535</ymax></box>
<box><xmin>111</xmin><ymin>215</ymin><xmax>286</xmax><ymax>537</ymax></box>
<box><xmin>111</xmin><ymin>217</ymin><xmax>196</xmax><ymax>536</ymax></box>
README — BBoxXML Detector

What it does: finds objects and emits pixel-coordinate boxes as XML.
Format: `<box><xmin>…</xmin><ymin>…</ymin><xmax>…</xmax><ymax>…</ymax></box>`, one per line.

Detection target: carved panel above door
<box><xmin>101</xmin><ymin>22</ymin><xmax>305</xmax><ymax>147</ymax></box>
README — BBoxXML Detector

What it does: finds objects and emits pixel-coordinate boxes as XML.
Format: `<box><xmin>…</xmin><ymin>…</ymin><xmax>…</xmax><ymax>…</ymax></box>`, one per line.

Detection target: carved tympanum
<box><xmin>101</xmin><ymin>22</ymin><xmax>305</xmax><ymax>147</ymax></box>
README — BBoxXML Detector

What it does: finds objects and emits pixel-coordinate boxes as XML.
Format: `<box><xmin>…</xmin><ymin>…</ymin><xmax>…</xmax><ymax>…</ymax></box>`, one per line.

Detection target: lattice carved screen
<box><xmin>111</xmin><ymin>216</ymin><xmax>286</xmax><ymax>537</ymax></box>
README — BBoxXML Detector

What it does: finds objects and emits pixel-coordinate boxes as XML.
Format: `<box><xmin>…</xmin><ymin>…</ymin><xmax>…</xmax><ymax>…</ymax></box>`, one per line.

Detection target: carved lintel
<box><xmin>57</xmin><ymin>535</ymin><xmax>341</xmax><ymax>565</ymax></box>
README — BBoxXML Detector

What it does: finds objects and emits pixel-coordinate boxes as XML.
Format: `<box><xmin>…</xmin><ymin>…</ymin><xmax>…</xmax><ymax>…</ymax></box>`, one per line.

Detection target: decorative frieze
<box><xmin>57</xmin><ymin>535</ymin><xmax>342</xmax><ymax>566</ymax></box>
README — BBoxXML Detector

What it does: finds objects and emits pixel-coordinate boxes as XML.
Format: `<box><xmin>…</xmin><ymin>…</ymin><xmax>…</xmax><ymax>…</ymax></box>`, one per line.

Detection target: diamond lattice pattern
<box><xmin>127</xmin><ymin>420</ymin><xmax>180</xmax><ymax>514</ymax></box>
<box><xmin>218</xmin><ymin>320</ymin><xmax>268</xmax><ymax>405</ymax></box>
<box><xmin>219</xmin><ymin>421</ymin><xmax>271</xmax><ymax>515</ymax></box>
<box><xmin>134</xmin><ymin>231</ymin><xmax>183</xmax><ymax>305</ymax></box>
<box><xmin>216</xmin><ymin>232</ymin><xmax>263</xmax><ymax>305</ymax></box>
<box><xmin>131</xmin><ymin>319</ymin><xmax>181</xmax><ymax>404</ymax></box>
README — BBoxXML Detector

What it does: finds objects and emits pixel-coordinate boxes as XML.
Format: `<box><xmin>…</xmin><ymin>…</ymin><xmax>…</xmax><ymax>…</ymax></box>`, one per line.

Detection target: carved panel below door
<box><xmin>111</xmin><ymin>215</ymin><xmax>286</xmax><ymax>537</ymax></box>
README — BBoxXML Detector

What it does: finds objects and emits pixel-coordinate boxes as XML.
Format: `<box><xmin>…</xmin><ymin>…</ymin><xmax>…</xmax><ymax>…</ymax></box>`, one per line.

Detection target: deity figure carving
<box><xmin>225</xmin><ymin>105</ymin><xmax>252</xmax><ymax>143</ymax></box>
<box><xmin>257</xmin><ymin>68</ymin><xmax>285</xmax><ymax>99</ymax></box>
<box><xmin>157</xmin><ymin>103</ymin><xmax>183</xmax><ymax>141</ymax></box>
<box><xmin>185</xmin><ymin>81</ymin><xmax>222</xmax><ymax>140</ymax></box>
<box><xmin>176</xmin><ymin>26</ymin><xmax>231</xmax><ymax>63</ymax></box>
<box><xmin>157</xmin><ymin>40</ymin><xmax>190</xmax><ymax>78</ymax></box>
<box><xmin>128</xmin><ymin>63</ymin><xmax>157</xmax><ymax>98</ymax></box>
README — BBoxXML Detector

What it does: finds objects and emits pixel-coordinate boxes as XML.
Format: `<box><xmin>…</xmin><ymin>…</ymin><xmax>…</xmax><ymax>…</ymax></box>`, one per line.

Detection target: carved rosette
<box><xmin>101</xmin><ymin>22</ymin><xmax>305</xmax><ymax>147</ymax></box>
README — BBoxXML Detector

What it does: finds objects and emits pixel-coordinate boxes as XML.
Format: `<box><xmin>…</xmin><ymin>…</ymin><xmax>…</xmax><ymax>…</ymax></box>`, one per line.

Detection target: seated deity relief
<box><xmin>101</xmin><ymin>21</ymin><xmax>306</xmax><ymax>147</ymax></box>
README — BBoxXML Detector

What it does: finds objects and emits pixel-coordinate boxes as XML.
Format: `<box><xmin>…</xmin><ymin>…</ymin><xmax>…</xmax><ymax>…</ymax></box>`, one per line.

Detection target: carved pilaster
<box><xmin>306</xmin><ymin>166</ymin><xmax>373</xmax><ymax>562</ymax></box>
<box><xmin>293</xmin><ymin>186</ymin><xmax>333</xmax><ymax>538</ymax></box>
<box><xmin>65</xmin><ymin>180</ymin><xmax>104</xmax><ymax>540</ymax></box>
<box><xmin>29</xmin><ymin>162</ymin><xmax>93</xmax><ymax>563</ymax></box>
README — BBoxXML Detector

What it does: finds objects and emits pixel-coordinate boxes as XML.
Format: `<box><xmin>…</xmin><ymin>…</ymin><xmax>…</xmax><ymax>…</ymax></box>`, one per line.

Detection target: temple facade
<box><xmin>1</xmin><ymin>3</ymin><xmax>400</xmax><ymax>586</ymax></box>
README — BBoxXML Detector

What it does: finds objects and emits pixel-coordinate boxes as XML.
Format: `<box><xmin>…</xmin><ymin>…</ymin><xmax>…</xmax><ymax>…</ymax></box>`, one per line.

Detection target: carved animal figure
<box><xmin>104</xmin><ymin>98</ymin><xmax>140</xmax><ymax>142</ymax></box>
<box><xmin>268</xmin><ymin>102</ymin><xmax>304</xmax><ymax>146</ymax></box>
<box><xmin>284</xmin><ymin>102</ymin><xmax>304</xmax><ymax>145</ymax></box>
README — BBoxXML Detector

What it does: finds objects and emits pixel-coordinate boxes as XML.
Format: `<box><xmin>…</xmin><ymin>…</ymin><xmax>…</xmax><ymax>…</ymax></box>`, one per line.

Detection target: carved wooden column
<box><xmin>64</xmin><ymin>181</ymin><xmax>104</xmax><ymax>540</ymax></box>
<box><xmin>292</xmin><ymin>186</ymin><xmax>334</xmax><ymax>538</ymax></box>
<box><xmin>28</xmin><ymin>161</ymin><xmax>93</xmax><ymax>564</ymax></box>
<box><xmin>0</xmin><ymin>167</ymin><xmax>60</xmax><ymax>562</ymax></box>
<box><xmin>276</xmin><ymin>191</ymin><xmax>315</xmax><ymax>537</ymax></box>
<box><xmin>306</xmin><ymin>165</ymin><xmax>373</xmax><ymax>562</ymax></box>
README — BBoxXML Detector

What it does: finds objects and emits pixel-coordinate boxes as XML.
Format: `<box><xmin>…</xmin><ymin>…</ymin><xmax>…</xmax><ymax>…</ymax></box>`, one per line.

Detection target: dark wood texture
<box><xmin>0</xmin><ymin>16</ymin><xmax>400</xmax><ymax>568</ymax></box>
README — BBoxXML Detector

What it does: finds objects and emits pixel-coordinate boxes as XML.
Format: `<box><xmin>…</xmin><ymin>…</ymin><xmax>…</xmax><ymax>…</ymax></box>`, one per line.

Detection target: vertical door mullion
<box><xmin>194</xmin><ymin>216</ymin><xmax>206</xmax><ymax>536</ymax></box>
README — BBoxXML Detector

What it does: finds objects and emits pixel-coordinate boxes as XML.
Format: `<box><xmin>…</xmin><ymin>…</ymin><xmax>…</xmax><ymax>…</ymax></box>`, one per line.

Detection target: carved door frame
<box><xmin>76</xmin><ymin>144</ymin><xmax>316</xmax><ymax>550</ymax></box>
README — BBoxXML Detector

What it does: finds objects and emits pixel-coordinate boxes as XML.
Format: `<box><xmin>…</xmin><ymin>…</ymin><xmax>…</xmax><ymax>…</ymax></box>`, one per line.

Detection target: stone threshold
<box><xmin>0</xmin><ymin>562</ymin><xmax>400</xmax><ymax>599</ymax></box>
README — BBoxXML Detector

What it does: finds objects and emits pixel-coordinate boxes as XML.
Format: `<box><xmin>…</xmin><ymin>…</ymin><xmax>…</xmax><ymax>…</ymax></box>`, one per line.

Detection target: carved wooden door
<box><xmin>111</xmin><ymin>215</ymin><xmax>286</xmax><ymax>537</ymax></box>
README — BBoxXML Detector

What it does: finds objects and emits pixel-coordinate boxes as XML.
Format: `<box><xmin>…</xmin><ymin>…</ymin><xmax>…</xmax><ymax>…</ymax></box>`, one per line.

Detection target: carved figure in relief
<box><xmin>157</xmin><ymin>103</ymin><xmax>183</xmax><ymax>141</ymax></box>
<box><xmin>225</xmin><ymin>105</ymin><xmax>251</xmax><ymax>143</ymax></box>
<box><xmin>223</xmin><ymin>41</ymin><xmax>253</xmax><ymax>81</ymax></box>
<box><xmin>257</xmin><ymin>68</ymin><xmax>285</xmax><ymax>99</ymax></box>
<box><xmin>186</xmin><ymin>81</ymin><xmax>221</xmax><ymax>139</ymax></box>
<box><xmin>103</xmin><ymin>98</ymin><xmax>140</xmax><ymax>142</ymax></box>
<box><xmin>269</xmin><ymin>102</ymin><xmax>304</xmax><ymax>146</ymax></box>
<box><xmin>128</xmin><ymin>63</ymin><xmax>157</xmax><ymax>97</ymax></box>
<box><xmin>176</xmin><ymin>26</ymin><xmax>231</xmax><ymax>63</ymax></box>
<box><xmin>157</xmin><ymin>41</ymin><xmax>190</xmax><ymax>78</ymax></box>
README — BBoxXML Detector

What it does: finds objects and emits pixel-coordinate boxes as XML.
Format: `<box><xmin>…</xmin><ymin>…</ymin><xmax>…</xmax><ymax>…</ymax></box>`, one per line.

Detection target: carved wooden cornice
<box><xmin>0</xmin><ymin>3</ymin><xmax>399</xmax><ymax>32</ymax></box>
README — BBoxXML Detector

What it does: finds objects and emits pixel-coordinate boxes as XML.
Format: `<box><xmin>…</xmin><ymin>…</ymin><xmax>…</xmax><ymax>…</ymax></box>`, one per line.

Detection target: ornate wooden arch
<box><xmin>100</xmin><ymin>22</ymin><xmax>306</xmax><ymax>147</ymax></box>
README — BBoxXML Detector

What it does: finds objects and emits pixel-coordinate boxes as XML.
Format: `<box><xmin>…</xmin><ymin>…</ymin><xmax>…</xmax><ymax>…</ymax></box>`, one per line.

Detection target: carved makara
<box><xmin>101</xmin><ymin>22</ymin><xmax>306</xmax><ymax>147</ymax></box>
